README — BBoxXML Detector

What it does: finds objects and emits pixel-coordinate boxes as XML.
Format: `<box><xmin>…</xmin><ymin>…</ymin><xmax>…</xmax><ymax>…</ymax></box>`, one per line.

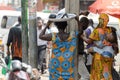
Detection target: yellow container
<box><xmin>0</xmin><ymin>39</ymin><xmax>2</xmax><ymax>45</ymax></box>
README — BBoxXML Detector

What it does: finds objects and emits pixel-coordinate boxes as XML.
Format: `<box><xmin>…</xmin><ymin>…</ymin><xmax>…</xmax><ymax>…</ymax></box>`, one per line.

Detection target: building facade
<box><xmin>0</xmin><ymin>0</ymin><xmax>95</xmax><ymax>12</ymax></box>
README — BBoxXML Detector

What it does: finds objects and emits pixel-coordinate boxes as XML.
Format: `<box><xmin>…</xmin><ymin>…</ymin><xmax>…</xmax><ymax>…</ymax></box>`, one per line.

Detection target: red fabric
<box><xmin>88</xmin><ymin>0</ymin><xmax>102</xmax><ymax>13</ymax></box>
<box><xmin>0</xmin><ymin>6</ymin><xmax>14</xmax><ymax>10</ymax></box>
<box><xmin>88</xmin><ymin>0</ymin><xmax>120</xmax><ymax>18</ymax></box>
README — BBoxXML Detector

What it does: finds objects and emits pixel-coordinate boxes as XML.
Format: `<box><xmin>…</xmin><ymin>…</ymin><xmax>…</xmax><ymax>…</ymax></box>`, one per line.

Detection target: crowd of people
<box><xmin>39</xmin><ymin>12</ymin><xmax>120</xmax><ymax>80</ymax></box>
<box><xmin>3</xmin><ymin>10</ymin><xmax>120</xmax><ymax>80</ymax></box>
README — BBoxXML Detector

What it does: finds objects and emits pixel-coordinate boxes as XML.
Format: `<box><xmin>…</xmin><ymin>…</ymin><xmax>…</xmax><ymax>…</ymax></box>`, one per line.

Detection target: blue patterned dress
<box><xmin>49</xmin><ymin>32</ymin><xmax>77</xmax><ymax>80</ymax></box>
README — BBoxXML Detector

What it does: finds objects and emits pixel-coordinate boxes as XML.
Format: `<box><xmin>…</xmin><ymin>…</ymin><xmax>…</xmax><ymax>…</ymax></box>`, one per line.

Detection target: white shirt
<box><xmin>49</xmin><ymin>24</ymin><xmax>58</xmax><ymax>33</ymax></box>
<box><xmin>46</xmin><ymin>23</ymin><xmax>58</xmax><ymax>33</ymax></box>
<box><xmin>37</xmin><ymin>26</ymin><xmax>48</xmax><ymax>46</ymax></box>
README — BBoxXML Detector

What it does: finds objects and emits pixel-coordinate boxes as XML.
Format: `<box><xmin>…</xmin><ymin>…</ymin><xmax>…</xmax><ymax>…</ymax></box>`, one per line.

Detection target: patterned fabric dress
<box><xmin>89</xmin><ymin>28</ymin><xmax>113</xmax><ymax>80</ymax></box>
<box><xmin>49</xmin><ymin>32</ymin><xmax>77</xmax><ymax>80</ymax></box>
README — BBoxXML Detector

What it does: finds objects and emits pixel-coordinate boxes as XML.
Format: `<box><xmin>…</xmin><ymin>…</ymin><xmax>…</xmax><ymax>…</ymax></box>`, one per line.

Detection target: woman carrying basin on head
<box><xmin>39</xmin><ymin>12</ymin><xmax>81</xmax><ymax>80</ymax></box>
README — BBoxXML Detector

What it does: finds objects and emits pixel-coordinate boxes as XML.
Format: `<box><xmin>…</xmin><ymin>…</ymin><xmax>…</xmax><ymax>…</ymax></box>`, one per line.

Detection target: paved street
<box><xmin>40</xmin><ymin>69</ymin><xmax>49</xmax><ymax>80</ymax></box>
<box><xmin>0</xmin><ymin>53</ymin><xmax>120</xmax><ymax>80</ymax></box>
<box><xmin>40</xmin><ymin>53</ymin><xmax>120</xmax><ymax>80</ymax></box>
<box><xmin>41</xmin><ymin>73</ymin><xmax>49</xmax><ymax>80</ymax></box>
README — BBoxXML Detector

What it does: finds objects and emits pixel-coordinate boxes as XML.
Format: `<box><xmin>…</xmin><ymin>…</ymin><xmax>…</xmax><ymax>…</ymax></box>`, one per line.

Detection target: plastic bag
<box><xmin>2</xmin><ymin>55</ymin><xmax>11</xmax><ymax>75</ymax></box>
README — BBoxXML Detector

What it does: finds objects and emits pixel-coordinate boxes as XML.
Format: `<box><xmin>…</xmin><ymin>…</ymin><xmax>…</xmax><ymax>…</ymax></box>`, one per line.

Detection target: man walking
<box><xmin>7</xmin><ymin>16</ymin><xmax>22</xmax><ymax>62</ymax></box>
<box><xmin>37</xmin><ymin>17</ymin><xmax>48</xmax><ymax>74</ymax></box>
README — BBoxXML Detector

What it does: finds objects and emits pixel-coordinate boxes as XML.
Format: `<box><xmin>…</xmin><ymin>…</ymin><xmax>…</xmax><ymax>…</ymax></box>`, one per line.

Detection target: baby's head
<box><xmin>106</xmin><ymin>33</ymin><xmax>114</xmax><ymax>43</ymax></box>
<box><xmin>105</xmin><ymin>27</ymin><xmax>117</xmax><ymax>43</ymax></box>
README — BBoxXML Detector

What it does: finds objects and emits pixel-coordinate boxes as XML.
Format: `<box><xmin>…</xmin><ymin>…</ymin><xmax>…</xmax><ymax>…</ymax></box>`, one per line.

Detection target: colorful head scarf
<box><xmin>97</xmin><ymin>13</ymin><xmax>109</xmax><ymax>28</ymax></box>
<box><xmin>99</xmin><ymin>13</ymin><xmax>109</xmax><ymax>22</ymax></box>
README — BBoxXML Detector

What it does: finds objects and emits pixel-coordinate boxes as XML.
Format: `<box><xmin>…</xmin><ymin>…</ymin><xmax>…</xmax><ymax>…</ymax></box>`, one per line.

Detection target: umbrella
<box><xmin>88</xmin><ymin>0</ymin><xmax>120</xmax><ymax>18</ymax></box>
<box><xmin>89</xmin><ymin>0</ymin><xmax>120</xmax><ymax>52</ymax></box>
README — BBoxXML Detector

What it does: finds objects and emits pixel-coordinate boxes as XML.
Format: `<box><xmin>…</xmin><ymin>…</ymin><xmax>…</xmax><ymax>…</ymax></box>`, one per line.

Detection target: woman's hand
<box><xmin>75</xmin><ymin>15</ymin><xmax>79</xmax><ymax>22</ymax></box>
<box><xmin>7</xmin><ymin>50</ymin><xmax>10</xmax><ymax>56</ymax></box>
<box><xmin>46</xmin><ymin>20</ymin><xmax>52</xmax><ymax>27</ymax></box>
<box><xmin>80</xmin><ymin>33</ymin><xmax>84</xmax><ymax>38</ymax></box>
<box><xmin>87</xmin><ymin>47</ymin><xmax>94</xmax><ymax>53</ymax></box>
<box><xmin>79</xmin><ymin>11</ymin><xmax>89</xmax><ymax>16</ymax></box>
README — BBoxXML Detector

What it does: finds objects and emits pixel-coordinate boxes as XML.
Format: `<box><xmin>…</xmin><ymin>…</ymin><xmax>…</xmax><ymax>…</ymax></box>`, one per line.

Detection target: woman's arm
<box><xmin>81</xmin><ymin>33</ymin><xmax>93</xmax><ymax>44</ymax></box>
<box><xmin>39</xmin><ymin>21</ymin><xmax>52</xmax><ymax>41</ymax></box>
<box><xmin>75</xmin><ymin>16</ymin><xmax>81</xmax><ymax>31</ymax></box>
<box><xmin>112</xmin><ymin>43</ymin><xmax>119</xmax><ymax>55</ymax></box>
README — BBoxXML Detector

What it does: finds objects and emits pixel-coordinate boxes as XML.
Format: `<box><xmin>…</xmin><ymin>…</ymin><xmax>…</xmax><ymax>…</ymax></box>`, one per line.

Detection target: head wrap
<box><xmin>99</xmin><ymin>13</ymin><xmax>109</xmax><ymax>22</ymax></box>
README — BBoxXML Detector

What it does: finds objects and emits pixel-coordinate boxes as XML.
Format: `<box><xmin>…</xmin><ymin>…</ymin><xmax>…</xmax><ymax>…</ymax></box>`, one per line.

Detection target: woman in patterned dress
<box><xmin>81</xmin><ymin>13</ymin><xmax>119</xmax><ymax>80</ymax></box>
<box><xmin>39</xmin><ymin>16</ymin><xmax>78</xmax><ymax>80</ymax></box>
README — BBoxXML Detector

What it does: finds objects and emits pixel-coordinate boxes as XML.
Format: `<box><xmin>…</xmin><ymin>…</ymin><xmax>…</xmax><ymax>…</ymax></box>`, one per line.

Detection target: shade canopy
<box><xmin>88</xmin><ymin>0</ymin><xmax>120</xmax><ymax>18</ymax></box>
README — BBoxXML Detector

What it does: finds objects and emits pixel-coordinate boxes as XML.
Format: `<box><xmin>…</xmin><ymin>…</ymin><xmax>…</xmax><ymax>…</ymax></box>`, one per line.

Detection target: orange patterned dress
<box><xmin>49</xmin><ymin>32</ymin><xmax>77</xmax><ymax>80</ymax></box>
<box><xmin>89</xmin><ymin>27</ymin><xmax>113</xmax><ymax>80</ymax></box>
